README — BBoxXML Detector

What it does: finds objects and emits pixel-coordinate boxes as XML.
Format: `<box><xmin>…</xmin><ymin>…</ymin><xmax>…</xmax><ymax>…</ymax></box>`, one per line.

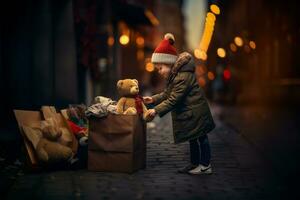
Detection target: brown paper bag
<box><xmin>14</xmin><ymin>107</ymin><xmax>79</xmax><ymax>169</ymax></box>
<box><xmin>88</xmin><ymin>114</ymin><xmax>146</xmax><ymax>173</ymax></box>
<box><xmin>41</xmin><ymin>106</ymin><xmax>78</xmax><ymax>153</ymax></box>
<box><xmin>14</xmin><ymin>110</ymin><xmax>43</xmax><ymax>168</ymax></box>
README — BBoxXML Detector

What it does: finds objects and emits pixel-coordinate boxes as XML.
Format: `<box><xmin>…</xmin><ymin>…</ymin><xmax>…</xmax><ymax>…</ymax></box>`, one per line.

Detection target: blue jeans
<box><xmin>189</xmin><ymin>135</ymin><xmax>211</xmax><ymax>166</ymax></box>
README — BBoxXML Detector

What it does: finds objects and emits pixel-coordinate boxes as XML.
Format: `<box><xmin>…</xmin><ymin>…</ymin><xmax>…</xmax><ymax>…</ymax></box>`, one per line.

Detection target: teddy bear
<box><xmin>41</xmin><ymin>118</ymin><xmax>73</xmax><ymax>148</ymax></box>
<box><xmin>116</xmin><ymin>79</ymin><xmax>150</xmax><ymax>121</ymax></box>
<box><xmin>22</xmin><ymin>125</ymin><xmax>73</xmax><ymax>164</ymax></box>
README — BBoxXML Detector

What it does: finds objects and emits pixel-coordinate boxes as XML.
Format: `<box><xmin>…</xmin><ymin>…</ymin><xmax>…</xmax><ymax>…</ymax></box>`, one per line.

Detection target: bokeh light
<box><xmin>217</xmin><ymin>48</ymin><xmax>226</xmax><ymax>58</ymax></box>
<box><xmin>249</xmin><ymin>41</ymin><xmax>256</xmax><ymax>49</ymax></box>
<box><xmin>145</xmin><ymin>62</ymin><xmax>154</xmax><ymax>72</ymax></box>
<box><xmin>136</xmin><ymin>36</ymin><xmax>144</xmax><ymax>46</ymax></box>
<box><xmin>198</xmin><ymin>77</ymin><xmax>206</xmax><ymax>87</ymax></box>
<box><xmin>210</xmin><ymin>4</ymin><xmax>220</xmax><ymax>15</ymax></box>
<box><xmin>107</xmin><ymin>36</ymin><xmax>114</xmax><ymax>46</ymax></box>
<box><xmin>194</xmin><ymin>49</ymin><xmax>207</xmax><ymax>60</ymax></box>
<box><xmin>223</xmin><ymin>69</ymin><xmax>231</xmax><ymax>80</ymax></box>
<box><xmin>208</xmin><ymin>71</ymin><xmax>215</xmax><ymax>80</ymax></box>
<box><xmin>119</xmin><ymin>35</ymin><xmax>129</xmax><ymax>45</ymax></box>
<box><xmin>234</xmin><ymin>36</ymin><xmax>243</xmax><ymax>47</ymax></box>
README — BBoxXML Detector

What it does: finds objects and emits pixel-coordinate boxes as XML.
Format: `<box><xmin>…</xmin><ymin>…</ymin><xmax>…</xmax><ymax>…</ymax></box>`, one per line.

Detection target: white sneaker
<box><xmin>188</xmin><ymin>164</ymin><xmax>212</xmax><ymax>175</ymax></box>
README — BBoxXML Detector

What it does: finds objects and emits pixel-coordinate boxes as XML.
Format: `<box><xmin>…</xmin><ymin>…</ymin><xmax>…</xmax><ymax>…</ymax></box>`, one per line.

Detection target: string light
<box><xmin>217</xmin><ymin>48</ymin><xmax>226</xmax><ymax>58</ymax></box>
<box><xmin>120</xmin><ymin>35</ymin><xmax>129</xmax><ymax>45</ymax></box>
<box><xmin>234</xmin><ymin>36</ymin><xmax>243</xmax><ymax>47</ymax></box>
<box><xmin>249</xmin><ymin>41</ymin><xmax>256</xmax><ymax>49</ymax></box>
<box><xmin>210</xmin><ymin>4</ymin><xmax>220</xmax><ymax>15</ymax></box>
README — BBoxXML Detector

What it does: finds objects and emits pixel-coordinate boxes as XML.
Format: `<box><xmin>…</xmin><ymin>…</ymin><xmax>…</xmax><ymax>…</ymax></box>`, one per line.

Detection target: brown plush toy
<box><xmin>116</xmin><ymin>79</ymin><xmax>150</xmax><ymax>121</ymax></box>
<box><xmin>22</xmin><ymin>126</ymin><xmax>73</xmax><ymax>164</ymax></box>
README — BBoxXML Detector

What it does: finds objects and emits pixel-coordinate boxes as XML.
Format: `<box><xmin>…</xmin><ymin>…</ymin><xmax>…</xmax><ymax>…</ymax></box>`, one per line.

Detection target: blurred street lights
<box><xmin>197</xmin><ymin>11</ymin><xmax>217</xmax><ymax>58</ymax></box>
<box><xmin>210</xmin><ymin>4</ymin><xmax>220</xmax><ymax>15</ymax></box>
<box><xmin>217</xmin><ymin>48</ymin><xmax>226</xmax><ymax>58</ymax></box>
<box><xmin>145</xmin><ymin>62</ymin><xmax>154</xmax><ymax>72</ymax></box>
<box><xmin>223</xmin><ymin>69</ymin><xmax>231</xmax><ymax>80</ymax></box>
<box><xmin>194</xmin><ymin>49</ymin><xmax>207</xmax><ymax>61</ymax></box>
<box><xmin>107</xmin><ymin>36</ymin><xmax>114</xmax><ymax>46</ymax></box>
<box><xmin>234</xmin><ymin>36</ymin><xmax>243</xmax><ymax>47</ymax></box>
<box><xmin>136</xmin><ymin>36</ymin><xmax>145</xmax><ymax>47</ymax></box>
<box><xmin>119</xmin><ymin>34</ymin><xmax>129</xmax><ymax>45</ymax></box>
<box><xmin>208</xmin><ymin>71</ymin><xmax>215</xmax><ymax>80</ymax></box>
<box><xmin>249</xmin><ymin>40</ymin><xmax>256</xmax><ymax>49</ymax></box>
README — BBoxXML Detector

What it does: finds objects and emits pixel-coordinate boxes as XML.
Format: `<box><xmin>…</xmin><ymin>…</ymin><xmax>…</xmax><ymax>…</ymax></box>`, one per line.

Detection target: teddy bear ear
<box><xmin>132</xmin><ymin>79</ymin><xmax>138</xmax><ymax>84</ymax></box>
<box><xmin>117</xmin><ymin>80</ymin><xmax>123</xmax><ymax>88</ymax></box>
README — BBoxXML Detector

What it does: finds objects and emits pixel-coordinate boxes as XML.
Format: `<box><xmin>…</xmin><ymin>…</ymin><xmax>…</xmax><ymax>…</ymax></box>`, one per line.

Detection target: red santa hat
<box><xmin>151</xmin><ymin>33</ymin><xmax>178</xmax><ymax>64</ymax></box>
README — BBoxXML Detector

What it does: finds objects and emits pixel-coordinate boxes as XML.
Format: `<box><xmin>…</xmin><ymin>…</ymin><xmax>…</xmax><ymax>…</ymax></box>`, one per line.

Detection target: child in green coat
<box><xmin>144</xmin><ymin>33</ymin><xmax>215</xmax><ymax>174</ymax></box>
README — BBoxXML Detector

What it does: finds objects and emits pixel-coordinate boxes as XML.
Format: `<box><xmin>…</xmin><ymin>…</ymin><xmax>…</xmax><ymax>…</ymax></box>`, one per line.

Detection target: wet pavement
<box><xmin>1</xmin><ymin>105</ymin><xmax>288</xmax><ymax>200</ymax></box>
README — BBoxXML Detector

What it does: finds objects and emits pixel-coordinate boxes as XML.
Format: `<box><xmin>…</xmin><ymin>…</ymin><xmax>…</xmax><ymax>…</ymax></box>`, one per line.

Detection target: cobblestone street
<box><xmin>2</xmin><ymin>106</ymin><xmax>285</xmax><ymax>200</ymax></box>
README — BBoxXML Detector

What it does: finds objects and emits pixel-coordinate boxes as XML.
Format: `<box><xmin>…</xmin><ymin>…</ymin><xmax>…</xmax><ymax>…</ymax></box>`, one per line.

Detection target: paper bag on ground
<box><xmin>14</xmin><ymin>107</ymin><xmax>79</xmax><ymax>169</ymax></box>
<box><xmin>88</xmin><ymin>114</ymin><xmax>146</xmax><ymax>173</ymax></box>
<box><xmin>41</xmin><ymin>106</ymin><xmax>78</xmax><ymax>153</ymax></box>
<box><xmin>14</xmin><ymin>110</ymin><xmax>43</xmax><ymax>168</ymax></box>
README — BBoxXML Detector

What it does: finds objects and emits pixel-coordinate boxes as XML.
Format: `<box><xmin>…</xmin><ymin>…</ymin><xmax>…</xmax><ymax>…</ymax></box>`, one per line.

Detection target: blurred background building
<box><xmin>1</xmin><ymin>0</ymin><xmax>300</xmax><ymax>185</ymax></box>
<box><xmin>0</xmin><ymin>0</ymin><xmax>187</xmax><ymax>160</ymax></box>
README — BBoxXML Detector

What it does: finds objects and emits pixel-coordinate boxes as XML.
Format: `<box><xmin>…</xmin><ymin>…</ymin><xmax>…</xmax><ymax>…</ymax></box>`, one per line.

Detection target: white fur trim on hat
<box><xmin>164</xmin><ymin>33</ymin><xmax>175</xmax><ymax>44</ymax></box>
<box><xmin>151</xmin><ymin>53</ymin><xmax>178</xmax><ymax>64</ymax></box>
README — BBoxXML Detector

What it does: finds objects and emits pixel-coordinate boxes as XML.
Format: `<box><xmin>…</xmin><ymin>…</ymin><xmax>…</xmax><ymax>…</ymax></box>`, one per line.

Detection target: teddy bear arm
<box><xmin>142</xmin><ymin>103</ymin><xmax>149</xmax><ymax>119</ymax></box>
<box><xmin>36</xmin><ymin>145</ymin><xmax>49</xmax><ymax>163</ymax></box>
<box><xmin>39</xmin><ymin>140</ymin><xmax>73</xmax><ymax>163</ymax></box>
<box><xmin>116</xmin><ymin>97</ymin><xmax>126</xmax><ymax>114</ymax></box>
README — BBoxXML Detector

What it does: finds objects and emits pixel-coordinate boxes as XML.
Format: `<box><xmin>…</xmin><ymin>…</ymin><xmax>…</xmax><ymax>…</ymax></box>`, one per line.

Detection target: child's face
<box><xmin>154</xmin><ymin>63</ymin><xmax>172</xmax><ymax>79</ymax></box>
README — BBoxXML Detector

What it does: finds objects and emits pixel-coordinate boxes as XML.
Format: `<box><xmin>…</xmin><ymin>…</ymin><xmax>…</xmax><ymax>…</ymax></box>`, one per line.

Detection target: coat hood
<box><xmin>171</xmin><ymin>52</ymin><xmax>195</xmax><ymax>74</ymax></box>
<box><xmin>167</xmin><ymin>52</ymin><xmax>195</xmax><ymax>84</ymax></box>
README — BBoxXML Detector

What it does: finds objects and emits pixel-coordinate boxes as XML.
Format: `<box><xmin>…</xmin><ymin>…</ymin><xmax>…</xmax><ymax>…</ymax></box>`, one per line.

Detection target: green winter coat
<box><xmin>152</xmin><ymin>52</ymin><xmax>215</xmax><ymax>144</ymax></box>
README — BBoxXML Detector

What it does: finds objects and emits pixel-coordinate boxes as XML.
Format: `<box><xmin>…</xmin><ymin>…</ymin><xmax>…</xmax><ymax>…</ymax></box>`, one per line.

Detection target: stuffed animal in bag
<box><xmin>22</xmin><ymin>126</ymin><xmax>73</xmax><ymax>164</ymax></box>
<box><xmin>116</xmin><ymin>79</ymin><xmax>150</xmax><ymax>121</ymax></box>
<box><xmin>41</xmin><ymin>118</ymin><xmax>73</xmax><ymax>147</ymax></box>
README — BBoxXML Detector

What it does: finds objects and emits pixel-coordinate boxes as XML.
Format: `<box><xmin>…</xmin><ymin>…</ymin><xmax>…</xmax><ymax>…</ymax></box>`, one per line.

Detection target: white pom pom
<box><xmin>164</xmin><ymin>33</ymin><xmax>175</xmax><ymax>44</ymax></box>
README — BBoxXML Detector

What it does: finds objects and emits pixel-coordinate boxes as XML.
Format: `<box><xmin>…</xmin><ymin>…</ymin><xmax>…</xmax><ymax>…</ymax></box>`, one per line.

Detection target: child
<box><xmin>144</xmin><ymin>33</ymin><xmax>216</xmax><ymax>175</ymax></box>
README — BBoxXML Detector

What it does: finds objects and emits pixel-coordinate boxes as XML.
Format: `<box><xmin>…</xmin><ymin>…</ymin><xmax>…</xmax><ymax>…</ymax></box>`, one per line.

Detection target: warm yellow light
<box><xmin>194</xmin><ymin>49</ymin><xmax>207</xmax><ymax>61</ymax></box>
<box><xmin>136</xmin><ymin>37</ymin><xmax>144</xmax><ymax>46</ymax></box>
<box><xmin>217</xmin><ymin>48</ymin><xmax>226</xmax><ymax>58</ymax></box>
<box><xmin>194</xmin><ymin>49</ymin><xmax>201</xmax><ymax>59</ymax></box>
<box><xmin>210</xmin><ymin>4</ymin><xmax>220</xmax><ymax>15</ymax></box>
<box><xmin>198</xmin><ymin>12</ymin><xmax>216</xmax><ymax>55</ymax></box>
<box><xmin>107</xmin><ymin>36</ymin><xmax>114</xmax><ymax>46</ymax></box>
<box><xmin>234</xmin><ymin>36</ymin><xmax>243</xmax><ymax>47</ymax></box>
<box><xmin>208</xmin><ymin>71</ymin><xmax>215</xmax><ymax>80</ymax></box>
<box><xmin>119</xmin><ymin>35</ymin><xmax>129</xmax><ymax>45</ymax></box>
<box><xmin>249</xmin><ymin>41</ymin><xmax>256</xmax><ymax>49</ymax></box>
<box><xmin>200</xmin><ymin>51</ymin><xmax>207</xmax><ymax>61</ymax></box>
<box><xmin>145</xmin><ymin>62</ymin><xmax>154</xmax><ymax>72</ymax></box>
<box><xmin>206</xmin><ymin>14</ymin><xmax>215</xmax><ymax>24</ymax></box>
<box><xmin>205</xmin><ymin>19</ymin><xmax>215</xmax><ymax>27</ymax></box>
<box><xmin>207</xmin><ymin>12</ymin><xmax>216</xmax><ymax>21</ymax></box>
<box><xmin>230</xmin><ymin>43</ymin><xmax>237</xmax><ymax>52</ymax></box>
<box><xmin>199</xmin><ymin>28</ymin><xmax>213</xmax><ymax>53</ymax></box>
<box><xmin>144</xmin><ymin>10</ymin><xmax>160</xmax><ymax>26</ymax></box>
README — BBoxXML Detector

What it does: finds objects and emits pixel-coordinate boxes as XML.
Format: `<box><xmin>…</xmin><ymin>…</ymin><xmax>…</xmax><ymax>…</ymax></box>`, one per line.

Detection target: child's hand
<box><xmin>144</xmin><ymin>114</ymin><xmax>155</xmax><ymax>122</ymax></box>
<box><xmin>143</xmin><ymin>96</ymin><xmax>154</xmax><ymax>104</ymax></box>
<box><xmin>147</xmin><ymin>109</ymin><xmax>156</xmax><ymax>117</ymax></box>
<box><xmin>144</xmin><ymin>109</ymin><xmax>156</xmax><ymax>122</ymax></box>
